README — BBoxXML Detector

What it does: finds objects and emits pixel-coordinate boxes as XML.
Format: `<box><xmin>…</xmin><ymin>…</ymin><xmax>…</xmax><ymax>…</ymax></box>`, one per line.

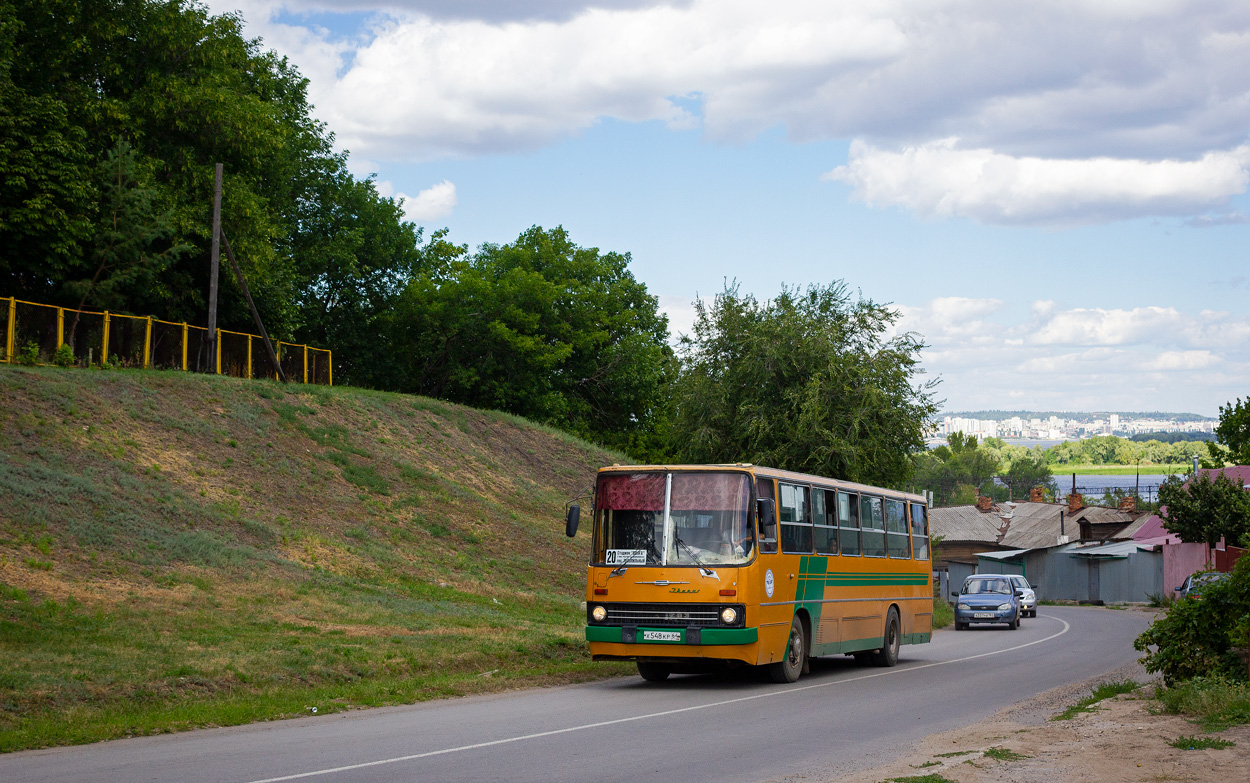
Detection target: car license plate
<box><xmin>973</xmin><ymin>612</ymin><xmax>994</xmax><ymax>619</ymax></box>
<box><xmin>642</xmin><ymin>630</ymin><xmax>681</xmax><ymax>642</ymax></box>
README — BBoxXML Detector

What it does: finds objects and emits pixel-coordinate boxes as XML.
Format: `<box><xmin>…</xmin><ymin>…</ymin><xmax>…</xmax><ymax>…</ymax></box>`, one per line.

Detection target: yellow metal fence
<box><xmin>2</xmin><ymin>297</ymin><xmax>332</xmax><ymax>385</ymax></box>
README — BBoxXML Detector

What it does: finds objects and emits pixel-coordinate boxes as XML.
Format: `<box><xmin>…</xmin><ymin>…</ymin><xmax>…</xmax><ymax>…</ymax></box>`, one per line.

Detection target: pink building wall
<box><xmin>1163</xmin><ymin>542</ymin><xmax>1211</xmax><ymax>596</ymax></box>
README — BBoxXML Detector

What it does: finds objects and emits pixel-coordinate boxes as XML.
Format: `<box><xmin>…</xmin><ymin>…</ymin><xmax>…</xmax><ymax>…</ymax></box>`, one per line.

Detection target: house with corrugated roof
<box><xmin>931</xmin><ymin>491</ymin><xmax>1154</xmax><ymax>603</ymax></box>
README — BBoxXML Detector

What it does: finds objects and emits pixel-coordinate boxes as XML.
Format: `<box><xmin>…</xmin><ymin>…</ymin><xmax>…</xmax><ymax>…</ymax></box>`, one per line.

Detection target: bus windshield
<box><xmin>594</xmin><ymin>472</ymin><xmax>754</xmax><ymax>567</ymax></box>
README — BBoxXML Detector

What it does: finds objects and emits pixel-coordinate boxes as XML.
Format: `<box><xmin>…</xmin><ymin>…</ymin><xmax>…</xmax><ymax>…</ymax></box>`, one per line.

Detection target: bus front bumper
<box><xmin>585</xmin><ymin>626</ymin><xmax>758</xmax><ymax>646</ymax></box>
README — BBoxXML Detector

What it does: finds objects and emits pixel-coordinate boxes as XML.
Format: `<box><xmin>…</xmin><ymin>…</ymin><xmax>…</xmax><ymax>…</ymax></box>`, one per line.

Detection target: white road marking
<box><xmin>242</xmin><ymin>615</ymin><xmax>1072</xmax><ymax>783</ymax></box>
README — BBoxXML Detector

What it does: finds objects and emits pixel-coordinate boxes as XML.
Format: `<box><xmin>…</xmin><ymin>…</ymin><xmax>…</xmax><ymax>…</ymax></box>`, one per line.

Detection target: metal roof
<box><xmin>930</xmin><ymin>500</ymin><xmax>1140</xmax><ymax>549</ymax></box>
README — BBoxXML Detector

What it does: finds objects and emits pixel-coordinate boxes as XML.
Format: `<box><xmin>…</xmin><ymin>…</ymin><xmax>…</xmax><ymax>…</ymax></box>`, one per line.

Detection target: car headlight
<box><xmin>957</xmin><ymin>603</ymin><xmax>970</xmax><ymax>610</ymax></box>
<box><xmin>591</xmin><ymin>605</ymin><xmax>607</xmax><ymax>622</ymax></box>
<box><xmin>721</xmin><ymin>607</ymin><xmax>738</xmax><ymax>624</ymax></box>
<box><xmin>998</xmin><ymin>603</ymin><xmax>1013</xmax><ymax>611</ymax></box>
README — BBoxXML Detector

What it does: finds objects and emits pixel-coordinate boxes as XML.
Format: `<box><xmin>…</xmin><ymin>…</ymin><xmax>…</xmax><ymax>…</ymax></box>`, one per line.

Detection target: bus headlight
<box><xmin>591</xmin><ymin>605</ymin><xmax>607</xmax><ymax>622</ymax></box>
<box><xmin>721</xmin><ymin>607</ymin><xmax>738</xmax><ymax>624</ymax></box>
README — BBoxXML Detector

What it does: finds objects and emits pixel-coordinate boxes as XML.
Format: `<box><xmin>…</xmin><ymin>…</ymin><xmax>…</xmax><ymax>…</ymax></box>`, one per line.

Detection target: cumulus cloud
<box><xmin>274</xmin><ymin>0</ymin><xmax>686</xmax><ymax>23</ymax></box>
<box><xmin>825</xmin><ymin>139</ymin><xmax>1250</xmax><ymax>225</ymax></box>
<box><xmin>891</xmin><ymin>298</ymin><xmax>1250</xmax><ymax>412</ymax></box>
<box><xmin>397</xmin><ymin>180</ymin><xmax>458</xmax><ymax>221</ymax></box>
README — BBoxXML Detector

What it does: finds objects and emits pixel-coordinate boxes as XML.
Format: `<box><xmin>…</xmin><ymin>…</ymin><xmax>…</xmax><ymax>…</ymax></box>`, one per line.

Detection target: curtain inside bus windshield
<box><xmin>595</xmin><ymin>473</ymin><xmax>752</xmax><ymax>566</ymax></box>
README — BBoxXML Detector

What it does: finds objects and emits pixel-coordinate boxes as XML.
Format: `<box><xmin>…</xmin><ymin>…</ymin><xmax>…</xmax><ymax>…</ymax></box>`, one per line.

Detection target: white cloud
<box><xmin>397</xmin><ymin>180</ymin><xmax>458</xmax><ymax>222</ymax></box>
<box><xmin>826</xmin><ymin>139</ymin><xmax>1250</xmax><ymax>226</ymax></box>
<box><xmin>894</xmin><ymin>298</ymin><xmax>1250</xmax><ymax>413</ymax></box>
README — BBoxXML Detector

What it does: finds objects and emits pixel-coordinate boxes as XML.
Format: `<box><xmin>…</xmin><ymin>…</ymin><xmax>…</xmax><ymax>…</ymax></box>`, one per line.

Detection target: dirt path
<box><xmin>834</xmin><ymin>662</ymin><xmax>1250</xmax><ymax>783</ymax></box>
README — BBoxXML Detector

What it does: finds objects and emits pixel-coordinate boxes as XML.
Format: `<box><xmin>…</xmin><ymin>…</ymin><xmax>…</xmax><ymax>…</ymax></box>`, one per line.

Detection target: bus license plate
<box><xmin>973</xmin><ymin>613</ymin><xmax>994</xmax><ymax>619</ymax></box>
<box><xmin>642</xmin><ymin>630</ymin><xmax>681</xmax><ymax>642</ymax></box>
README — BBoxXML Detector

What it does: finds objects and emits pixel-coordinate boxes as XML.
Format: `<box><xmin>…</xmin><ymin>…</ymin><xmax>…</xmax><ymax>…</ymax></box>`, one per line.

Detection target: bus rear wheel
<box><xmin>873</xmin><ymin>608</ymin><xmax>900</xmax><ymax>667</ymax></box>
<box><xmin>767</xmin><ymin>615</ymin><xmax>806</xmax><ymax>683</ymax></box>
<box><xmin>637</xmin><ymin>661</ymin><xmax>670</xmax><ymax>681</ymax></box>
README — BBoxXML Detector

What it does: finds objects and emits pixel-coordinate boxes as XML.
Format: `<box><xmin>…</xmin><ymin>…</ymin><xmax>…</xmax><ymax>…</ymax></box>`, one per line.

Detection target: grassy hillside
<box><xmin>0</xmin><ymin>365</ymin><xmax>629</xmax><ymax>751</ymax></box>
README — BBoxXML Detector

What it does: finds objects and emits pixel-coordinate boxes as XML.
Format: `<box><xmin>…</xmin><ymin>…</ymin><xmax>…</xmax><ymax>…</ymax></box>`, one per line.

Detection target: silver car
<box><xmin>1008</xmin><ymin>575</ymin><xmax>1037</xmax><ymax>618</ymax></box>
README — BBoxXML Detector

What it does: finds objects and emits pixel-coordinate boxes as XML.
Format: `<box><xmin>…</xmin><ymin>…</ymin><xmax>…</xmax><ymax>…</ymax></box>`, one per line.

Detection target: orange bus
<box><xmin>564</xmin><ymin>464</ymin><xmax>933</xmax><ymax>682</ymax></box>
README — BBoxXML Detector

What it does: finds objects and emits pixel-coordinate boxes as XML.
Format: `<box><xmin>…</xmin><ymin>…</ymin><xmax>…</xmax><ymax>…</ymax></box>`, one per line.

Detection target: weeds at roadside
<box><xmin>932</xmin><ymin>598</ymin><xmax>953</xmax><ymax>629</ymax></box>
<box><xmin>933</xmin><ymin>750</ymin><xmax>975</xmax><ymax>758</ymax></box>
<box><xmin>982</xmin><ymin>746</ymin><xmax>1030</xmax><ymax>761</ymax></box>
<box><xmin>1052</xmin><ymin>680</ymin><xmax>1139</xmax><ymax>720</ymax></box>
<box><xmin>909</xmin><ymin>761</ymin><xmax>940</xmax><ymax>768</ymax></box>
<box><xmin>880</xmin><ymin>775</ymin><xmax>956</xmax><ymax>783</ymax></box>
<box><xmin>1156</xmin><ymin>676</ymin><xmax>1250</xmax><ymax>731</ymax></box>
<box><xmin>1168</xmin><ymin>735</ymin><xmax>1235</xmax><ymax>750</ymax></box>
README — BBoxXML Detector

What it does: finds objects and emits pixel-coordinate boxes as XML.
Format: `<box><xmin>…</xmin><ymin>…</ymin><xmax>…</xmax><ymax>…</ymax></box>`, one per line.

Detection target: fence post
<box><xmin>57</xmin><ymin>307</ymin><xmax>64</xmax><ymax>350</ymax></box>
<box><xmin>5</xmin><ymin>297</ymin><xmax>14</xmax><ymax>363</ymax></box>
<box><xmin>303</xmin><ymin>345</ymin><xmax>308</xmax><ymax>384</ymax></box>
<box><xmin>143</xmin><ymin>316</ymin><xmax>152</xmax><ymax>368</ymax></box>
<box><xmin>246</xmin><ymin>335</ymin><xmax>252</xmax><ymax>380</ymax></box>
<box><xmin>327</xmin><ymin>350</ymin><xmax>333</xmax><ymax>386</ymax></box>
<box><xmin>181</xmin><ymin>323</ymin><xmax>188</xmax><ymax>371</ymax></box>
<box><xmin>101</xmin><ymin>311</ymin><xmax>110</xmax><ymax>366</ymax></box>
<box><xmin>215</xmin><ymin>329</ymin><xmax>222</xmax><ymax>374</ymax></box>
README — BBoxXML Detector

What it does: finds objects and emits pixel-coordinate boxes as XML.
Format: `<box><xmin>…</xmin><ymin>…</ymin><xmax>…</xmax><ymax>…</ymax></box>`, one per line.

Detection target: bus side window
<box><xmin>812</xmin><ymin>488</ymin><xmax>837</xmax><ymax>555</ymax></box>
<box><xmin>838</xmin><ymin>491</ymin><xmax>860</xmax><ymax>556</ymax></box>
<box><xmin>910</xmin><ymin>502</ymin><xmax>930</xmax><ymax>560</ymax></box>
<box><xmin>886</xmin><ymin>498</ymin><xmax>909</xmax><ymax>559</ymax></box>
<box><xmin>757</xmin><ymin>478</ymin><xmax>778</xmax><ymax>554</ymax></box>
<box><xmin>861</xmin><ymin>496</ymin><xmax>886</xmax><ymax>557</ymax></box>
<box><xmin>779</xmin><ymin>483</ymin><xmax>813</xmax><ymax>554</ymax></box>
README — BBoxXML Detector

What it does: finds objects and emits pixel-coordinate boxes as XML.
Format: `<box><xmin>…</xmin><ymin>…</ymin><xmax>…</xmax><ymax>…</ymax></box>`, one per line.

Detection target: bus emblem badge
<box><xmin>764</xmin><ymin>569</ymin><xmax>775</xmax><ymax>598</ymax></box>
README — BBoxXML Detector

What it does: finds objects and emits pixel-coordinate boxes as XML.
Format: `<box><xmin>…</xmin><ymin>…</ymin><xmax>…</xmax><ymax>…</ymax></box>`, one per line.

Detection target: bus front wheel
<box><xmin>768</xmin><ymin>616</ymin><xmax>806</xmax><ymax>683</ymax></box>
<box><xmin>637</xmin><ymin>661</ymin><xmax>671</xmax><ymax>681</ymax></box>
<box><xmin>873</xmin><ymin>608</ymin><xmax>900</xmax><ymax>667</ymax></box>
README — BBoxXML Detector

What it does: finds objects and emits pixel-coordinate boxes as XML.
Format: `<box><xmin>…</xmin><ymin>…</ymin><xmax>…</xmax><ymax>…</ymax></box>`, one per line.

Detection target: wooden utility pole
<box><xmin>221</xmin><ymin>232</ymin><xmax>286</xmax><ymax>383</ymax></box>
<box><xmin>206</xmin><ymin>163</ymin><xmax>222</xmax><ymax>369</ymax></box>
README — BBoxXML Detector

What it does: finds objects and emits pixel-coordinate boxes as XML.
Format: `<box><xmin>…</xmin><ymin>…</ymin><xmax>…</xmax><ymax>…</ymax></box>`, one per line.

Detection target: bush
<box><xmin>16</xmin><ymin>341</ymin><xmax>39</xmax><ymax>366</ymax></box>
<box><xmin>1134</xmin><ymin>557</ymin><xmax>1250</xmax><ymax>685</ymax></box>
<box><xmin>52</xmin><ymin>343</ymin><xmax>76</xmax><ymax>367</ymax></box>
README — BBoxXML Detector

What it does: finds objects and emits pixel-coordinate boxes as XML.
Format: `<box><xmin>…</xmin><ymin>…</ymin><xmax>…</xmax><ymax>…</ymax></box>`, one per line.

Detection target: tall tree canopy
<box><xmin>669</xmin><ymin>282</ymin><xmax>938</xmax><ymax>487</ymax></box>
<box><xmin>389</xmin><ymin>226</ymin><xmax>674</xmax><ymax>457</ymax></box>
<box><xmin>0</xmin><ymin>0</ymin><xmax>424</xmax><ymax>374</ymax></box>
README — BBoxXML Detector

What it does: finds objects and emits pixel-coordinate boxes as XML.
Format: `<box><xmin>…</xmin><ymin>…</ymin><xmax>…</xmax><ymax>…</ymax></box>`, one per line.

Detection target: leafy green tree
<box><xmin>1158</xmin><ymin>470</ymin><xmax>1250</xmax><ymax>548</ymax></box>
<box><xmin>669</xmin><ymin>281</ymin><xmax>937</xmax><ymax>487</ymax></box>
<box><xmin>913</xmin><ymin>433</ymin><xmax>1005</xmax><ymax>505</ymax></box>
<box><xmin>390</xmin><ymin>226</ymin><xmax>673</xmax><ymax>457</ymax></box>
<box><xmin>1002</xmin><ymin>452</ymin><xmax>1057</xmax><ymax>501</ymax></box>
<box><xmin>1203</xmin><ymin>398</ymin><xmax>1250</xmax><ymax>468</ymax></box>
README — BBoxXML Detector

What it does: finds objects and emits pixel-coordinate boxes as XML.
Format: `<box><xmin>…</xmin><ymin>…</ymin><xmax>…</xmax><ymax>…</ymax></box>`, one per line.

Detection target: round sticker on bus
<box><xmin>764</xmin><ymin>569</ymin><xmax>775</xmax><ymax>598</ymax></box>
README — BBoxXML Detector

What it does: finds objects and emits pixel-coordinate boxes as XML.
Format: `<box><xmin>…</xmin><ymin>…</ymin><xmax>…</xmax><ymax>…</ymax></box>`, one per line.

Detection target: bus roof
<box><xmin>595</xmin><ymin>464</ymin><xmax>927</xmax><ymax>504</ymax></box>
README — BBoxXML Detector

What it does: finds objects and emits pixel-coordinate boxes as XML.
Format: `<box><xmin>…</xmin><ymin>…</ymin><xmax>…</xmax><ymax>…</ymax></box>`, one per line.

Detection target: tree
<box><xmin>389</xmin><ymin>226</ymin><xmax>674</xmax><ymax>457</ymax></box>
<box><xmin>913</xmin><ymin>433</ymin><xmax>1005</xmax><ymax>506</ymax></box>
<box><xmin>669</xmin><ymin>281</ymin><xmax>938</xmax><ymax>487</ymax></box>
<box><xmin>1002</xmin><ymin>452</ymin><xmax>1056</xmax><ymax>501</ymax></box>
<box><xmin>1158</xmin><ymin>470</ymin><xmax>1250</xmax><ymax>548</ymax></box>
<box><xmin>1204</xmin><ymin>397</ymin><xmax>1250</xmax><ymax>468</ymax></box>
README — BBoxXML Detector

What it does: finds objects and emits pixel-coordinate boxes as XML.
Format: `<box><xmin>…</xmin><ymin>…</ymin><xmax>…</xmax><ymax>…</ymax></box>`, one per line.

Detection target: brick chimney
<box><xmin>1067</xmin><ymin>492</ymin><xmax>1083</xmax><ymax>513</ymax></box>
<box><xmin>1029</xmin><ymin>486</ymin><xmax>1045</xmax><ymax>503</ymax></box>
<box><xmin>1118</xmin><ymin>496</ymin><xmax>1137</xmax><ymax>513</ymax></box>
<box><xmin>977</xmin><ymin>495</ymin><xmax>993</xmax><ymax>512</ymax></box>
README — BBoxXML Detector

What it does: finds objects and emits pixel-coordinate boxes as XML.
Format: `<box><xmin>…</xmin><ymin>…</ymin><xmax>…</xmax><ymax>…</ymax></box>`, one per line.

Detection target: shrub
<box><xmin>1134</xmin><ymin>557</ymin><xmax>1250</xmax><ymax>685</ymax></box>
<box><xmin>52</xmin><ymin>344</ymin><xmax>76</xmax><ymax>367</ymax></box>
<box><xmin>16</xmin><ymin>341</ymin><xmax>40</xmax><ymax>366</ymax></box>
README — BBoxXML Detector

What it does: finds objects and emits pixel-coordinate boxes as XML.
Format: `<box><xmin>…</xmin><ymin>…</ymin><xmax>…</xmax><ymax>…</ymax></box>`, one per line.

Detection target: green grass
<box><xmin>933</xmin><ymin>750</ymin><xmax>975</xmax><ymax>758</ymax></box>
<box><xmin>0</xmin><ymin>364</ymin><xmax>624</xmax><ymax>751</ymax></box>
<box><xmin>932</xmin><ymin>598</ymin><xmax>953</xmax><ymax>629</ymax></box>
<box><xmin>1051</xmin><ymin>680</ymin><xmax>1139</xmax><ymax>720</ymax></box>
<box><xmin>1168</xmin><ymin>735</ymin><xmax>1235</xmax><ymax>750</ymax></box>
<box><xmin>1060</xmin><ymin>464</ymin><xmax>1188</xmax><ymax>476</ymax></box>
<box><xmin>909</xmin><ymin>760</ymin><xmax>940</xmax><ymax>768</ymax></box>
<box><xmin>880</xmin><ymin>775</ymin><xmax>956</xmax><ymax>783</ymax></box>
<box><xmin>1156</xmin><ymin>676</ymin><xmax>1250</xmax><ymax>731</ymax></box>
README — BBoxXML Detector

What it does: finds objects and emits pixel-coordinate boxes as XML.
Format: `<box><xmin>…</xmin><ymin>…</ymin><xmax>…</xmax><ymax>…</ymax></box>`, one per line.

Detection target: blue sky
<box><xmin>208</xmin><ymin>0</ymin><xmax>1250</xmax><ymax>417</ymax></box>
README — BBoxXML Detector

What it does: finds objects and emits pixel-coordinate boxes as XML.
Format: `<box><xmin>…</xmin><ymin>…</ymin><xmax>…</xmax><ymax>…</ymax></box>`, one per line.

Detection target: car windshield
<box><xmin>1010</xmin><ymin>577</ymin><xmax>1030</xmax><ymax>590</ymax></box>
<box><xmin>964</xmin><ymin>577</ymin><xmax>1012</xmax><ymax>595</ymax></box>
<box><xmin>593</xmin><ymin>472</ymin><xmax>754</xmax><ymax>566</ymax></box>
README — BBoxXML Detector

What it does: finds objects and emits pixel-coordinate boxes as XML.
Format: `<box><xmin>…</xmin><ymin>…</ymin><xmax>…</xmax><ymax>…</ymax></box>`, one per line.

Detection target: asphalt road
<box><xmin>1</xmin><ymin>606</ymin><xmax>1151</xmax><ymax>783</ymax></box>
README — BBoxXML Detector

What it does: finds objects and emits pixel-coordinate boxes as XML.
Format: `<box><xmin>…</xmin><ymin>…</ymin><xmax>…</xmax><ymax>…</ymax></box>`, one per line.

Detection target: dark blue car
<box><xmin>953</xmin><ymin>574</ymin><xmax>1021</xmax><ymax>630</ymax></box>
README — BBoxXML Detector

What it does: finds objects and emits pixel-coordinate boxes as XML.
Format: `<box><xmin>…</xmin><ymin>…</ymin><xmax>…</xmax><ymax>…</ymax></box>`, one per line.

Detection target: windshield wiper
<box><xmin>674</xmin><ymin>536</ymin><xmax>720</xmax><ymax>579</ymax></box>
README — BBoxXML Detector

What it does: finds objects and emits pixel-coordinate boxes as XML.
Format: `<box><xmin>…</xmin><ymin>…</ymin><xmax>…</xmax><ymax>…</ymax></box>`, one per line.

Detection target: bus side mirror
<box><xmin>756</xmin><ymin>498</ymin><xmax>776</xmax><ymax>534</ymax></box>
<box><xmin>565</xmin><ymin>504</ymin><xmax>580</xmax><ymax>538</ymax></box>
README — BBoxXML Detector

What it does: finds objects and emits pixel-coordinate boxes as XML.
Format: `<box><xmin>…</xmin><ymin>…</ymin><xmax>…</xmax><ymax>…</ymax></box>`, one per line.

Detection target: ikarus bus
<box><xmin>563</xmin><ymin>464</ymin><xmax>934</xmax><ymax>682</ymax></box>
